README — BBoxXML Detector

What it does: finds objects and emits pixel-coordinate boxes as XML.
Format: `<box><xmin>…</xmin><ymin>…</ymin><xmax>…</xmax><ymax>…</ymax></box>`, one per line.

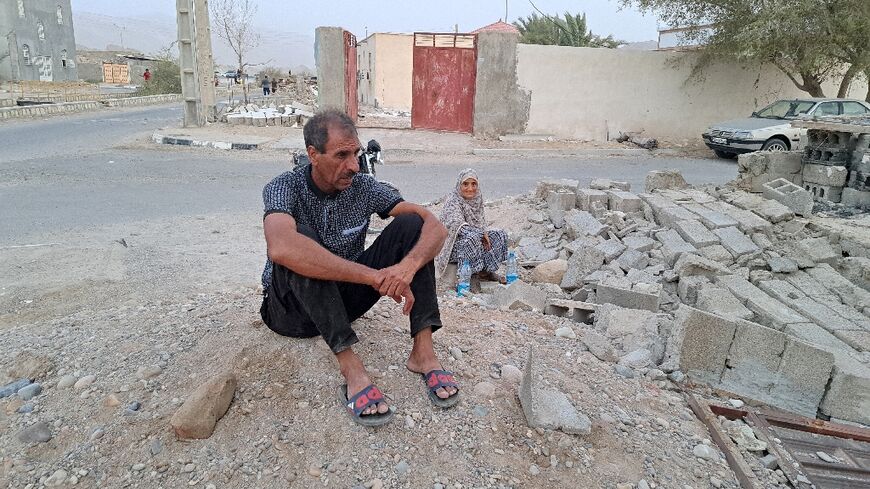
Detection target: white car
<box><xmin>702</xmin><ymin>98</ymin><xmax>870</xmax><ymax>159</ymax></box>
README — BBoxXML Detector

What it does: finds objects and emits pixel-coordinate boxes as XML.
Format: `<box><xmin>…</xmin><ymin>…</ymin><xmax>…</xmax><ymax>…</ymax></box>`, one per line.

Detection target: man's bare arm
<box><xmin>264</xmin><ymin>213</ymin><xmax>379</xmax><ymax>287</ymax></box>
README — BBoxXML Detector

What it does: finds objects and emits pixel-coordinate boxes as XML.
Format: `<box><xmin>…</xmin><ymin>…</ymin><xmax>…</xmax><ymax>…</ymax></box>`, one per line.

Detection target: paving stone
<box><xmin>623</xmin><ymin>236</ymin><xmax>656</xmax><ymax>252</ymax></box>
<box><xmin>576</xmin><ymin>188</ymin><xmax>609</xmax><ymax>211</ymax></box>
<box><xmin>564</xmin><ymin>210</ymin><xmax>608</xmax><ymax>239</ymax></box>
<box><xmin>716</xmin><ymin>275</ymin><xmax>807</xmax><ymax>329</ymax></box>
<box><xmin>664</xmin><ymin>306</ymin><xmax>736</xmax><ymax>385</ymax></box>
<box><xmin>768</xmin><ymin>257</ymin><xmax>799</xmax><ymax>274</ymax></box>
<box><xmin>696</xmin><ymin>284</ymin><xmax>753</xmax><ymax>320</ymax></box>
<box><xmin>674</xmin><ymin>219</ymin><xmax>720</xmax><ymax>247</ymax></box>
<box><xmin>784</xmin><ymin>323</ymin><xmax>857</xmax><ymax>353</ymax></box>
<box><xmin>607</xmin><ymin>190</ymin><xmax>643</xmax><ymax>213</ymax></box>
<box><xmin>832</xmin><ymin>330</ymin><xmax>870</xmax><ymax>353</ymax></box>
<box><xmin>795</xmin><ymin>237</ymin><xmax>840</xmax><ymax>264</ymax></box>
<box><xmin>754</xmin><ymin>199</ymin><xmax>795</xmax><ymax>223</ymax></box>
<box><xmin>595</xmin><ymin>240</ymin><xmax>627</xmax><ymax>263</ymax></box>
<box><xmin>819</xmin><ymin>355</ymin><xmax>870</xmax><ymax>426</ymax></box>
<box><xmin>655</xmin><ymin>229</ymin><xmax>697</xmax><ymax>266</ymax></box>
<box><xmin>519</xmin><ymin>348</ymin><xmax>591</xmax><ymax>434</ymax></box>
<box><xmin>654</xmin><ymin>205</ymin><xmax>699</xmax><ymax>229</ymax></box>
<box><xmin>683</xmin><ymin>203</ymin><xmax>739</xmax><ymax>229</ymax></box>
<box><xmin>699</xmin><ymin>245</ymin><xmax>734</xmax><ymax>265</ymax></box>
<box><xmin>704</xmin><ymin>201</ymin><xmax>773</xmax><ymax>234</ymax></box>
<box><xmin>806</xmin><ymin>264</ymin><xmax>870</xmax><ymax>310</ymax></box>
<box><xmin>713</xmin><ymin>227</ymin><xmax>760</xmax><ymax>257</ymax></box>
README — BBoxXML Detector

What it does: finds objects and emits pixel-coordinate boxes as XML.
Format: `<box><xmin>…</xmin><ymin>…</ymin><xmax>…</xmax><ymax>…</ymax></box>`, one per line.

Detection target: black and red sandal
<box><xmin>339</xmin><ymin>384</ymin><xmax>395</xmax><ymax>427</ymax></box>
<box><xmin>421</xmin><ymin>369</ymin><xmax>461</xmax><ymax>408</ymax></box>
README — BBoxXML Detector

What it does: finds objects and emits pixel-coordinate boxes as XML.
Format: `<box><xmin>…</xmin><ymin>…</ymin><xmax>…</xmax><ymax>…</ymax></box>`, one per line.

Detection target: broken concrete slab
<box><xmin>768</xmin><ymin>257</ymin><xmax>799</xmax><ymax>274</ymax></box>
<box><xmin>802</xmin><ymin>164</ymin><xmax>849</xmax><ymax>187</ymax></box>
<box><xmin>596</xmin><ymin>279</ymin><xmax>660</xmax><ymax>312</ymax></box>
<box><xmin>819</xmin><ymin>355</ymin><xmax>870</xmax><ymax>426</ymax></box>
<box><xmin>682</xmin><ymin>203</ymin><xmax>739</xmax><ymax>229</ymax></box>
<box><xmin>753</xmin><ymin>199</ymin><xmax>795</xmax><ymax>224</ymax></box>
<box><xmin>674</xmin><ymin>253</ymin><xmax>732</xmax><ymax>279</ymax></box>
<box><xmin>664</xmin><ymin>306</ymin><xmax>736</xmax><ymax>385</ymax></box>
<box><xmin>719</xmin><ymin>320</ymin><xmax>786</xmax><ymax>405</ymax></box>
<box><xmin>838</xmin><ymin>257</ymin><xmax>870</xmax><ymax>290</ymax></box>
<box><xmin>713</xmin><ymin>227</ymin><xmax>761</xmax><ymax>257</ymax></box>
<box><xmin>795</xmin><ymin>237</ymin><xmax>841</xmax><ymax>265</ymax></box>
<box><xmin>806</xmin><ymin>263</ymin><xmax>870</xmax><ymax>310</ymax></box>
<box><xmin>736</xmin><ymin>151</ymin><xmax>803</xmax><ymax>193</ymax></box>
<box><xmin>655</xmin><ymin>229</ymin><xmax>697</xmax><ymax>266</ymax></box>
<box><xmin>535</xmin><ymin>179</ymin><xmax>579</xmax><ymax>199</ymax></box>
<box><xmin>784</xmin><ymin>323</ymin><xmax>858</xmax><ymax>353</ymax></box>
<box><xmin>613</xmin><ymin>248</ymin><xmax>649</xmax><ymax>272</ymax></box>
<box><xmin>595</xmin><ymin>240</ymin><xmax>627</xmax><ymax>263</ymax></box>
<box><xmin>623</xmin><ymin>236</ymin><xmax>656</xmax><ymax>252</ymax></box>
<box><xmin>519</xmin><ymin>348</ymin><xmax>592</xmax><ymax>435</ymax></box>
<box><xmin>561</xmin><ymin>247</ymin><xmax>606</xmax><ymax>290</ymax></box>
<box><xmin>772</xmin><ymin>338</ymin><xmax>835</xmax><ymax>418</ymax></box>
<box><xmin>832</xmin><ymin>330</ymin><xmax>870</xmax><ymax>353</ymax></box>
<box><xmin>581</xmin><ymin>330</ymin><xmax>618</xmax><ymax>363</ymax></box>
<box><xmin>699</xmin><ymin>245</ymin><xmax>735</xmax><ymax>265</ymax></box>
<box><xmin>674</xmin><ymin>219</ymin><xmax>720</xmax><ymax>247</ymax></box>
<box><xmin>576</xmin><ymin>188</ymin><xmax>609</xmax><ymax>212</ymax></box>
<box><xmin>645</xmin><ymin>170</ymin><xmax>688</xmax><ymax>192</ymax></box>
<box><xmin>590</xmin><ymin>178</ymin><xmax>629</xmax><ymax>191</ymax></box>
<box><xmin>716</xmin><ymin>275</ymin><xmax>808</xmax><ymax>330</ymax></box>
<box><xmin>677</xmin><ymin>276</ymin><xmax>709</xmax><ymax>305</ymax></box>
<box><xmin>564</xmin><ymin>210</ymin><xmax>608</xmax><ymax>239</ymax></box>
<box><xmin>695</xmin><ymin>284</ymin><xmax>754</xmax><ymax>320</ymax></box>
<box><xmin>762</xmin><ymin>178</ymin><xmax>813</xmax><ymax>217</ymax></box>
<box><xmin>607</xmin><ymin>190</ymin><xmax>643</xmax><ymax>213</ymax></box>
<box><xmin>547</xmin><ymin>191</ymin><xmax>576</xmax><ymax>227</ymax></box>
<box><xmin>492</xmin><ymin>281</ymin><xmax>548</xmax><ymax>312</ymax></box>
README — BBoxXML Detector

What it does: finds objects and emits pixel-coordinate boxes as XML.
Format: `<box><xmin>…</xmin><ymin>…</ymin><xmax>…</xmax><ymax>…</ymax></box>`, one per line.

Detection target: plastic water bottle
<box><xmin>457</xmin><ymin>260</ymin><xmax>471</xmax><ymax>297</ymax></box>
<box><xmin>506</xmin><ymin>250</ymin><xmax>519</xmax><ymax>284</ymax></box>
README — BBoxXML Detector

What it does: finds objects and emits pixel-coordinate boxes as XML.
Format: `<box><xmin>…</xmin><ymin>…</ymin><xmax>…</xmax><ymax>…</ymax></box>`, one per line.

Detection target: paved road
<box><xmin>0</xmin><ymin>104</ymin><xmax>738</xmax><ymax>245</ymax></box>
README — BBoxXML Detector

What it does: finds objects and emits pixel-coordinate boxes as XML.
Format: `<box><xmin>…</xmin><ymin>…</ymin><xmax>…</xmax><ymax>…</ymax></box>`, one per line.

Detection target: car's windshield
<box><xmin>753</xmin><ymin>100</ymin><xmax>816</xmax><ymax>120</ymax></box>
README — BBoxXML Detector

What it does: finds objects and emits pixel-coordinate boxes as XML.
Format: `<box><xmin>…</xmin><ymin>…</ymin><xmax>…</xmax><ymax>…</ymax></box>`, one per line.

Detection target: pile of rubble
<box><xmin>220</xmin><ymin>102</ymin><xmax>314</xmax><ymax>127</ymax></box>
<box><xmin>457</xmin><ymin>170</ymin><xmax>870</xmax><ymax>428</ymax></box>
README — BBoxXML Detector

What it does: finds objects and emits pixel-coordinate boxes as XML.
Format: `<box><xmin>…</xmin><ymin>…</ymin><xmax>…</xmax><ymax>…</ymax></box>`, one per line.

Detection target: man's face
<box><xmin>308</xmin><ymin>126</ymin><xmax>361</xmax><ymax>193</ymax></box>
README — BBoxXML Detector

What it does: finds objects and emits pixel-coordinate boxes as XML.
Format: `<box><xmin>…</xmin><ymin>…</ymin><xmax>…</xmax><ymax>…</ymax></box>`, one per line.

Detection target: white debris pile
<box><xmin>220</xmin><ymin>102</ymin><xmax>314</xmax><ymax>127</ymax></box>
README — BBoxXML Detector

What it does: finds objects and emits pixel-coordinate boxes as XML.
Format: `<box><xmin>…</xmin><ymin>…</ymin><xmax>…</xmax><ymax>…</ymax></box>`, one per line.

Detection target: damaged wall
<box><xmin>473</xmin><ymin>31</ymin><xmax>530</xmax><ymax>138</ymax></box>
<box><xmin>314</xmin><ymin>26</ymin><xmax>346</xmax><ymax>112</ymax></box>
<box><xmin>515</xmin><ymin>45</ymin><xmax>867</xmax><ymax>142</ymax></box>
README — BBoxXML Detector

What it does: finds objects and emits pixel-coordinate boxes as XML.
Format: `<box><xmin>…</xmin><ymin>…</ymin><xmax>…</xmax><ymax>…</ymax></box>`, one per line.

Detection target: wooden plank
<box><xmin>747</xmin><ymin>412</ymin><xmax>813</xmax><ymax>489</ymax></box>
<box><xmin>759</xmin><ymin>410</ymin><xmax>870</xmax><ymax>444</ymax></box>
<box><xmin>686</xmin><ymin>393</ymin><xmax>763</xmax><ymax>489</ymax></box>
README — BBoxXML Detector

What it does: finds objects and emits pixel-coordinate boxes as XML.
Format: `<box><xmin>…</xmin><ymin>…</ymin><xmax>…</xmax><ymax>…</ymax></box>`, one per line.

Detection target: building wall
<box><xmin>0</xmin><ymin>0</ymin><xmax>78</xmax><ymax>81</ymax></box>
<box><xmin>357</xmin><ymin>33</ymin><xmax>412</xmax><ymax>111</ymax></box>
<box><xmin>356</xmin><ymin>35</ymin><xmax>375</xmax><ymax>106</ymax></box>
<box><xmin>315</xmin><ymin>26</ymin><xmax>346</xmax><ymax>111</ymax></box>
<box><xmin>515</xmin><ymin>44</ymin><xmax>868</xmax><ymax>142</ymax></box>
<box><xmin>473</xmin><ymin>31</ymin><xmax>529</xmax><ymax>137</ymax></box>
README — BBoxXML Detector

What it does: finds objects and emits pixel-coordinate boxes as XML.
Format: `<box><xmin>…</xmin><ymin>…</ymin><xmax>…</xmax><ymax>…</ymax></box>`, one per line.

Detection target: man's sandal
<box><xmin>421</xmin><ymin>370</ymin><xmax>461</xmax><ymax>408</ymax></box>
<box><xmin>339</xmin><ymin>384</ymin><xmax>394</xmax><ymax>427</ymax></box>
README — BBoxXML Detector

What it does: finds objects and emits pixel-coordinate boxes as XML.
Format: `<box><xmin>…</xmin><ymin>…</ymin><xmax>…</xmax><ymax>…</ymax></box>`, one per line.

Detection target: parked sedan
<box><xmin>702</xmin><ymin>98</ymin><xmax>870</xmax><ymax>159</ymax></box>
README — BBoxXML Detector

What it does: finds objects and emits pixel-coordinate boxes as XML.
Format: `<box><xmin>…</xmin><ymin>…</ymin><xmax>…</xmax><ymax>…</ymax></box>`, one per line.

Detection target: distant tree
<box><xmin>622</xmin><ymin>0</ymin><xmax>870</xmax><ymax>99</ymax></box>
<box><xmin>136</xmin><ymin>47</ymin><xmax>181</xmax><ymax>95</ymax></box>
<box><xmin>210</xmin><ymin>0</ymin><xmax>260</xmax><ymax>103</ymax></box>
<box><xmin>513</xmin><ymin>11</ymin><xmax>623</xmax><ymax>48</ymax></box>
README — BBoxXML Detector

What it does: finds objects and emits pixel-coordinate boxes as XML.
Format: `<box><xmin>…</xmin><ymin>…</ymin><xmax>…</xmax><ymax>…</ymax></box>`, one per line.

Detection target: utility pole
<box><xmin>176</xmin><ymin>0</ymin><xmax>216</xmax><ymax>127</ymax></box>
<box><xmin>505</xmin><ymin>0</ymin><xmax>509</xmax><ymax>21</ymax></box>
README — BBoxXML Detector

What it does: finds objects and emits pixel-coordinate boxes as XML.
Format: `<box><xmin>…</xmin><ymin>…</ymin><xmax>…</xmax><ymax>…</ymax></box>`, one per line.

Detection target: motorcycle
<box><xmin>292</xmin><ymin>138</ymin><xmax>399</xmax><ymax>196</ymax></box>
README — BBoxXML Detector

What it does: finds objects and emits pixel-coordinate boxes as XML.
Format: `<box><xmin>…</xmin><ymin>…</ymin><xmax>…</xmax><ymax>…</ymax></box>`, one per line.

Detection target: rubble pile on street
<box><xmin>737</xmin><ymin>115</ymin><xmax>870</xmax><ymax>212</ymax></box>
<box><xmin>458</xmin><ymin>170</ymin><xmax>870</xmax><ymax>428</ymax></box>
<box><xmin>220</xmin><ymin>102</ymin><xmax>314</xmax><ymax>127</ymax></box>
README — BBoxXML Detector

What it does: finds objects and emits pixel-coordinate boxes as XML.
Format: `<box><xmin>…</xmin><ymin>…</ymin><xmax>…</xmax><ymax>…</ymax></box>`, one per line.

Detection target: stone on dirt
<box><xmin>531</xmin><ymin>259</ymin><xmax>568</xmax><ymax>285</ymax></box>
<box><xmin>170</xmin><ymin>371</ymin><xmax>237</xmax><ymax>440</ymax></box>
<box><xmin>17</xmin><ymin>421</ymin><xmax>52</xmax><ymax>444</ymax></box>
<box><xmin>581</xmin><ymin>331</ymin><xmax>618</xmax><ymax>363</ymax></box>
<box><xmin>519</xmin><ymin>348</ymin><xmax>591</xmax><ymax>435</ymax></box>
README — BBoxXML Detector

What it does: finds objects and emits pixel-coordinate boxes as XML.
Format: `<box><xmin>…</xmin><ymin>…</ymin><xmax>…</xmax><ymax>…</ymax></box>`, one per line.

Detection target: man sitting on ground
<box><xmin>260</xmin><ymin>109</ymin><xmax>459</xmax><ymax>426</ymax></box>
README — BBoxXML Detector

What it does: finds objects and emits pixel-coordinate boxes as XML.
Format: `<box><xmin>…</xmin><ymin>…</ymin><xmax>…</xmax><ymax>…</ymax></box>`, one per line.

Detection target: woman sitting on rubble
<box><xmin>435</xmin><ymin>169</ymin><xmax>509</xmax><ymax>283</ymax></box>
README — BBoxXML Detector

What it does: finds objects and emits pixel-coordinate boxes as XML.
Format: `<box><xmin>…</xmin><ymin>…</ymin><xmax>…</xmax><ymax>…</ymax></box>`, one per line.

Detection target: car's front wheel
<box><xmin>714</xmin><ymin>150</ymin><xmax>737</xmax><ymax>159</ymax></box>
<box><xmin>761</xmin><ymin>138</ymin><xmax>790</xmax><ymax>152</ymax></box>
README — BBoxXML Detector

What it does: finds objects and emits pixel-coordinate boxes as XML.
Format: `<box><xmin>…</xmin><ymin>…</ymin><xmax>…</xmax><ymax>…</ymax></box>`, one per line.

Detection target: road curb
<box><xmin>471</xmin><ymin>148</ymin><xmax>685</xmax><ymax>157</ymax></box>
<box><xmin>151</xmin><ymin>132</ymin><xmax>260</xmax><ymax>150</ymax></box>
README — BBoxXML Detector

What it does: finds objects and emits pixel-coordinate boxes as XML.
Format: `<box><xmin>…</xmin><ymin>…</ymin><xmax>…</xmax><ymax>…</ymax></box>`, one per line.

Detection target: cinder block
<box><xmin>544</xmin><ymin>299</ymin><xmax>596</xmax><ymax>324</ymax></box>
<box><xmin>607</xmin><ymin>190</ymin><xmax>643</xmax><ymax>213</ymax></box>
<box><xmin>716</xmin><ymin>275</ymin><xmax>808</xmax><ymax>329</ymax></box>
<box><xmin>736</xmin><ymin>151</ymin><xmax>803</xmax><ymax>192</ymax></box>
<box><xmin>665</xmin><ymin>306</ymin><xmax>736</xmax><ymax>384</ymax></box>
<box><xmin>674</xmin><ymin>219</ymin><xmax>720</xmax><ymax>247</ymax></box>
<box><xmin>564</xmin><ymin>210</ymin><xmax>608</xmax><ymax>239</ymax></box>
<box><xmin>682</xmin><ymin>203</ymin><xmax>739</xmax><ymax>229</ymax></box>
<box><xmin>655</xmin><ymin>229</ymin><xmax>697</xmax><ymax>266</ymax></box>
<box><xmin>802</xmin><ymin>164</ymin><xmax>848</xmax><ymax>187</ymax></box>
<box><xmin>819</xmin><ymin>355</ymin><xmax>870</xmax><ymax>426</ymax></box>
<box><xmin>841</xmin><ymin>188</ymin><xmax>870</xmax><ymax>209</ymax></box>
<box><xmin>762</xmin><ymin>178</ymin><xmax>814</xmax><ymax>217</ymax></box>
<box><xmin>595</xmin><ymin>281</ymin><xmax>660</xmax><ymax>312</ymax></box>
<box><xmin>803</xmin><ymin>183</ymin><xmax>843</xmax><ymax>203</ymax></box>
<box><xmin>696</xmin><ymin>284</ymin><xmax>753</xmax><ymax>320</ymax></box>
<box><xmin>713</xmin><ymin>226</ymin><xmax>760</xmax><ymax>257</ymax></box>
<box><xmin>576</xmin><ymin>188</ymin><xmax>609</xmax><ymax>211</ymax></box>
<box><xmin>720</xmin><ymin>320</ymin><xmax>786</xmax><ymax>399</ymax></box>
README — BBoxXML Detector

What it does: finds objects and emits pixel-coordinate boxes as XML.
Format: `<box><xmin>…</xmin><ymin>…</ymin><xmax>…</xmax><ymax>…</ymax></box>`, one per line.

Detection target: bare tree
<box><xmin>210</xmin><ymin>0</ymin><xmax>260</xmax><ymax>102</ymax></box>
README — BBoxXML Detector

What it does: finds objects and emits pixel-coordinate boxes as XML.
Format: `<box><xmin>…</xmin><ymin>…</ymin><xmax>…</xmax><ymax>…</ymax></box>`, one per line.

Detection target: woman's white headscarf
<box><xmin>434</xmin><ymin>169</ymin><xmax>486</xmax><ymax>278</ymax></box>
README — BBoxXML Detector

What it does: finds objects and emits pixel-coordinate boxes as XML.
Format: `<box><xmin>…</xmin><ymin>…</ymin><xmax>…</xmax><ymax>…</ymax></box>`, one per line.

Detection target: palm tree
<box><xmin>513</xmin><ymin>11</ymin><xmax>623</xmax><ymax>48</ymax></box>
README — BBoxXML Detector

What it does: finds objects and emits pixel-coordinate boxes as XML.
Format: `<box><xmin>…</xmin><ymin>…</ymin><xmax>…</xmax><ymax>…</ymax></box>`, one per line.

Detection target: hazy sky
<box><xmin>71</xmin><ymin>0</ymin><xmax>661</xmax><ymax>42</ymax></box>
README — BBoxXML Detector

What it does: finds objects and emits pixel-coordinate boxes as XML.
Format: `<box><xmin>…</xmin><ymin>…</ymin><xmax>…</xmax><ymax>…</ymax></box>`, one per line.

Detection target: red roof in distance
<box><xmin>470</xmin><ymin>20</ymin><xmax>520</xmax><ymax>35</ymax></box>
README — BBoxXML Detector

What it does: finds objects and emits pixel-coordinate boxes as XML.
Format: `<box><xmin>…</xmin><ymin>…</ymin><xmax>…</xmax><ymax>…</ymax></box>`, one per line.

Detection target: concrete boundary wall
<box><xmin>473</xmin><ymin>32</ymin><xmax>530</xmax><ymax>138</ymax></box>
<box><xmin>315</xmin><ymin>26</ymin><xmax>347</xmax><ymax>112</ymax></box>
<box><xmin>0</xmin><ymin>94</ymin><xmax>181</xmax><ymax>120</ymax></box>
<box><xmin>515</xmin><ymin>45</ymin><xmax>868</xmax><ymax>142</ymax></box>
<box><xmin>101</xmin><ymin>94</ymin><xmax>181</xmax><ymax>107</ymax></box>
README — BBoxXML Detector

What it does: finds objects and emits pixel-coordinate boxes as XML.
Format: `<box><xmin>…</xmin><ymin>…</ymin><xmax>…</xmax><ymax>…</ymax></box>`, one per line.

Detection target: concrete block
<box><xmin>595</xmin><ymin>240</ymin><xmax>627</xmax><ymax>263</ymax></box>
<box><xmin>655</xmin><ymin>229</ymin><xmax>697</xmax><ymax>266</ymax></box>
<box><xmin>623</xmin><ymin>236</ymin><xmax>655</xmax><ymax>252</ymax></box>
<box><xmin>736</xmin><ymin>151</ymin><xmax>803</xmax><ymax>193</ymax></box>
<box><xmin>696</xmin><ymin>284</ymin><xmax>754</xmax><ymax>320</ymax></box>
<box><xmin>753</xmin><ymin>199</ymin><xmax>794</xmax><ymax>223</ymax></box>
<box><xmin>655</xmin><ymin>205</ymin><xmax>698</xmax><ymax>229</ymax></box>
<box><xmin>803</xmin><ymin>183</ymin><xmax>843</xmax><ymax>203</ymax></box>
<box><xmin>492</xmin><ymin>281</ymin><xmax>548</xmax><ymax>312</ymax></box>
<box><xmin>795</xmin><ymin>237</ymin><xmax>840</xmax><ymax>264</ymax></box>
<box><xmin>782</xmin><ymin>271</ymin><xmax>837</xmax><ymax>300</ymax></box>
<box><xmin>704</xmin><ymin>201</ymin><xmax>773</xmax><ymax>234</ymax></box>
<box><xmin>713</xmin><ymin>227</ymin><xmax>760</xmax><ymax>258</ymax></box>
<box><xmin>673</xmin><ymin>253</ymin><xmax>731</xmax><ymax>278</ymax></box>
<box><xmin>841</xmin><ymin>188</ymin><xmax>870</xmax><ymax>209</ymax></box>
<box><xmin>607</xmin><ymin>190</ymin><xmax>643</xmax><ymax>213</ymax></box>
<box><xmin>614</xmin><ymin>249</ymin><xmax>649</xmax><ymax>271</ymax></box>
<box><xmin>535</xmin><ymin>179</ymin><xmax>579</xmax><ymax>199</ymax></box>
<box><xmin>772</xmin><ymin>338</ymin><xmax>835</xmax><ymax>417</ymax></box>
<box><xmin>699</xmin><ymin>245</ymin><xmax>735</xmax><ymax>265</ymax></box>
<box><xmin>784</xmin><ymin>323</ymin><xmax>856</xmax><ymax>352</ymax></box>
<box><xmin>675</xmin><ymin>220</ymin><xmax>720</xmax><ymax>247</ymax></box>
<box><xmin>519</xmin><ymin>348</ymin><xmax>591</xmax><ymax>434</ymax></box>
<box><xmin>665</xmin><ymin>306</ymin><xmax>736</xmax><ymax>385</ymax></box>
<box><xmin>761</xmin><ymin>178</ymin><xmax>814</xmax><ymax>217</ymax></box>
<box><xmin>802</xmin><ymin>164</ymin><xmax>848</xmax><ymax>187</ymax></box>
<box><xmin>819</xmin><ymin>356</ymin><xmax>870</xmax><ymax>426</ymax></box>
<box><xmin>560</xmin><ymin>246</ymin><xmax>605</xmax><ymax>290</ymax></box>
<box><xmin>564</xmin><ymin>210</ymin><xmax>608</xmax><ymax>240</ymax></box>
<box><xmin>768</xmin><ymin>257</ymin><xmax>799</xmax><ymax>274</ymax></box>
<box><xmin>590</xmin><ymin>178</ymin><xmax>629</xmax><ymax>191</ymax></box>
<box><xmin>596</xmin><ymin>280</ymin><xmax>660</xmax><ymax>312</ymax></box>
<box><xmin>677</xmin><ymin>275</ymin><xmax>709</xmax><ymax>305</ymax></box>
<box><xmin>716</xmin><ymin>275</ymin><xmax>808</xmax><ymax>329</ymax></box>
<box><xmin>544</xmin><ymin>299</ymin><xmax>596</xmax><ymax>324</ymax></box>
<box><xmin>806</xmin><ymin>264</ymin><xmax>870</xmax><ymax>309</ymax></box>
<box><xmin>832</xmin><ymin>330</ymin><xmax>870</xmax><ymax>352</ymax></box>
<box><xmin>576</xmin><ymin>188</ymin><xmax>609</xmax><ymax>211</ymax></box>
<box><xmin>719</xmin><ymin>320</ymin><xmax>786</xmax><ymax>401</ymax></box>
<box><xmin>645</xmin><ymin>170</ymin><xmax>688</xmax><ymax>192</ymax></box>
<box><xmin>547</xmin><ymin>190</ymin><xmax>576</xmax><ymax>227</ymax></box>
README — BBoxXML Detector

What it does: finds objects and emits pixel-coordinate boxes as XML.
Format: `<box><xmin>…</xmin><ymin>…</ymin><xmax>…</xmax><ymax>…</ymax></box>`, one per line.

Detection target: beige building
<box><xmin>357</xmin><ymin>33</ymin><xmax>412</xmax><ymax>111</ymax></box>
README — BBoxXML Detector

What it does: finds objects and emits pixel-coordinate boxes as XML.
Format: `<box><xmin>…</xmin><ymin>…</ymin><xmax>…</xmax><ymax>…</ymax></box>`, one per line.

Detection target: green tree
<box><xmin>623</xmin><ymin>0</ymin><xmax>870</xmax><ymax>99</ymax></box>
<box><xmin>135</xmin><ymin>53</ymin><xmax>181</xmax><ymax>96</ymax></box>
<box><xmin>513</xmin><ymin>11</ymin><xmax>623</xmax><ymax>48</ymax></box>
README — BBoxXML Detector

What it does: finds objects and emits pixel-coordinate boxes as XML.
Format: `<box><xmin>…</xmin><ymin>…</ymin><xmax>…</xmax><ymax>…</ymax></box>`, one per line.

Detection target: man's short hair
<box><xmin>304</xmin><ymin>109</ymin><xmax>358</xmax><ymax>154</ymax></box>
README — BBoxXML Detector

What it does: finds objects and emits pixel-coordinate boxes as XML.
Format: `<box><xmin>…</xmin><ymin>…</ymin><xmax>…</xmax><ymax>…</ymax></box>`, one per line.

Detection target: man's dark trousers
<box><xmin>261</xmin><ymin>214</ymin><xmax>442</xmax><ymax>353</ymax></box>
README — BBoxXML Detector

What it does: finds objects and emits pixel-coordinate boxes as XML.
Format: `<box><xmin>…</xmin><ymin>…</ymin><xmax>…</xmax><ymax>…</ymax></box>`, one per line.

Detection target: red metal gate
<box><xmin>344</xmin><ymin>30</ymin><xmax>358</xmax><ymax>122</ymax></box>
<box><xmin>411</xmin><ymin>33</ymin><xmax>477</xmax><ymax>133</ymax></box>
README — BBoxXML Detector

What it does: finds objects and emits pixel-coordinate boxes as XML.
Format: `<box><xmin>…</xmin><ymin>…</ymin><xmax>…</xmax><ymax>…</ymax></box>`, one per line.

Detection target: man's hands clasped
<box><xmin>371</xmin><ymin>261</ymin><xmax>417</xmax><ymax>315</ymax></box>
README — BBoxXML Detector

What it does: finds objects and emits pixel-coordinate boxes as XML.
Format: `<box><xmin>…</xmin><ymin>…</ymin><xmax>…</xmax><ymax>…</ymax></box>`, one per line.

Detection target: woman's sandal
<box><xmin>339</xmin><ymin>384</ymin><xmax>395</xmax><ymax>426</ymax></box>
<box><xmin>421</xmin><ymin>370</ymin><xmax>461</xmax><ymax>408</ymax></box>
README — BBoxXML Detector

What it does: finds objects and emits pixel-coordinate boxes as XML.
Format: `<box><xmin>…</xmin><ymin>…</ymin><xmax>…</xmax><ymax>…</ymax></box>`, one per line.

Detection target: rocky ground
<box><xmin>3</xmin><ymin>169</ymin><xmax>870</xmax><ymax>489</ymax></box>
